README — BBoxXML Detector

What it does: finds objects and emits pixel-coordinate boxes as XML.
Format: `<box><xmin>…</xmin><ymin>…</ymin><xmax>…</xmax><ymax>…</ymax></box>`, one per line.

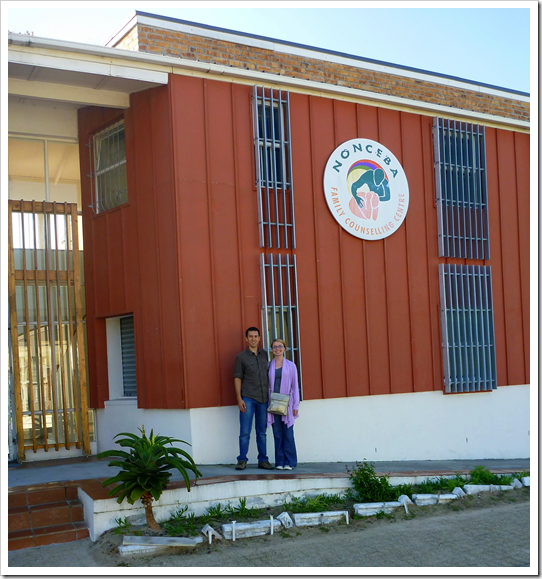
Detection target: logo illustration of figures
<box><xmin>323</xmin><ymin>138</ymin><xmax>409</xmax><ymax>241</ymax></box>
<box><xmin>347</xmin><ymin>161</ymin><xmax>390</xmax><ymax>221</ymax></box>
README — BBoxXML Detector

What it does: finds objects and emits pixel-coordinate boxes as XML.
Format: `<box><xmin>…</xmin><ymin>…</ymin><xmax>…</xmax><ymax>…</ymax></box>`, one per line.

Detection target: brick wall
<box><xmin>114</xmin><ymin>24</ymin><xmax>529</xmax><ymax>123</ymax></box>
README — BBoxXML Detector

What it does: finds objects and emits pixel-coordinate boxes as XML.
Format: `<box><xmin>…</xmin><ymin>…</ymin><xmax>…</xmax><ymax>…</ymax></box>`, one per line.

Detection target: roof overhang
<box><xmin>8</xmin><ymin>34</ymin><xmax>169</xmax><ymax>109</ymax></box>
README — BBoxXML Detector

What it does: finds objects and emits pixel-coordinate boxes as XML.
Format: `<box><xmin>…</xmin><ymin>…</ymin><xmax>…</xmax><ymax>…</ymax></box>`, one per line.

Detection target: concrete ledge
<box><xmin>353</xmin><ymin>502</ymin><xmax>402</xmax><ymax>516</ymax></box>
<box><xmin>79</xmin><ymin>475</ymin><xmax>353</xmax><ymax>541</ymax></box>
<box><xmin>292</xmin><ymin>511</ymin><xmax>349</xmax><ymax>526</ymax></box>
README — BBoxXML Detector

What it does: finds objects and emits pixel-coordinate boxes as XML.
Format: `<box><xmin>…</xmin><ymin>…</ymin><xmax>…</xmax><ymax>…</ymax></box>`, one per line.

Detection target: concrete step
<box><xmin>8</xmin><ymin>482</ymin><xmax>89</xmax><ymax>551</ymax></box>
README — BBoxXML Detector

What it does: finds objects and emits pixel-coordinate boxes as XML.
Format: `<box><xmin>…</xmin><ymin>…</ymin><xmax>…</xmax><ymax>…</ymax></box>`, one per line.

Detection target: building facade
<box><xmin>7</xmin><ymin>12</ymin><xmax>530</xmax><ymax>464</ymax></box>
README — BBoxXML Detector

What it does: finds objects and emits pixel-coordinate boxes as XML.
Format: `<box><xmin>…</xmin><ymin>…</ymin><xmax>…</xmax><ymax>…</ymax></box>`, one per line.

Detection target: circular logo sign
<box><xmin>323</xmin><ymin>139</ymin><xmax>409</xmax><ymax>240</ymax></box>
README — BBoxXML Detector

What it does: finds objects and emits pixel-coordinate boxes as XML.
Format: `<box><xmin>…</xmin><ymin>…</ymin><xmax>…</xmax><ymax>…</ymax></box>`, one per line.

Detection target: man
<box><xmin>233</xmin><ymin>327</ymin><xmax>274</xmax><ymax>470</ymax></box>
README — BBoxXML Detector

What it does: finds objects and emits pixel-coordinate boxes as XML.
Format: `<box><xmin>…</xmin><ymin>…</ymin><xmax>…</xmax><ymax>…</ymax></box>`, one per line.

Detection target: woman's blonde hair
<box><xmin>271</xmin><ymin>338</ymin><xmax>287</xmax><ymax>349</ymax></box>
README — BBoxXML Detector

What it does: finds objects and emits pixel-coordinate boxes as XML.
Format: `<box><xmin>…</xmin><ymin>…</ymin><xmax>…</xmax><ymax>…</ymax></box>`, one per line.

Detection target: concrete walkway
<box><xmin>8</xmin><ymin>455</ymin><xmax>530</xmax><ymax>488</ymax></box>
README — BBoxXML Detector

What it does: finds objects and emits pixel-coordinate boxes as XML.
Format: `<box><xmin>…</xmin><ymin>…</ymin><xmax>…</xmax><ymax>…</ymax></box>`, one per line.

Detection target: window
<box><xmin>253</xmin><ymin>86</ymin><xmax>295</xmax><ymax>249</ymax></box>
<box><xmin>438</xmin><ymin>265</ymin><xmax>497</xmax><ymax>393</ymax></box>
<box><xmin>90</xmin><ymin>120</ymin><xmax>127</xmax><ymax>214</ymax></box>
<box><xmin>106</xmin><ymin>315</ymin><xmax>137</xmax><ymax>398</ymax></box>
<box><xmin>260</xmin><ymin>253</ymin><xmax>302</xmax><ymax>396</ymax></box>
<box><xmin>120</xmin><ymin>316</ymin><xmax>137</xmax><ymax>397</ymax></box>
<box><xmin>433</xmin><ymin>118</ymin><xmax>489</xmax><ymax>259</ymax></box>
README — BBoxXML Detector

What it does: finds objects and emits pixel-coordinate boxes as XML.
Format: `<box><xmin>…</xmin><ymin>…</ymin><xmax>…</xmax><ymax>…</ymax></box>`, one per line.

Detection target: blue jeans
<box><xmin>272</xmin><ymin>418</ymin><xmax>297</xmax><ymax>468</ymax></box>
<box><xmin>237</xmin><ymin>396</ymin><xmax>268</xmax><ymax>463</ymax></box>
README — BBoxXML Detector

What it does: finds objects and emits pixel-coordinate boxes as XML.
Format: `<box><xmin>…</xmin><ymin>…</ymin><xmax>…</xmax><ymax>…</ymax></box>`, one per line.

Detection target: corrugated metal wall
<box><xmin>79</xmin><ymin>75</ymin><xmax>530</xmax><ymax>410</ymax></box>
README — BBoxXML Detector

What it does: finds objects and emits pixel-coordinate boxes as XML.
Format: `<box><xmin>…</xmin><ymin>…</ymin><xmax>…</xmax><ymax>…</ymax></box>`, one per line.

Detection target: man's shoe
<box><xmin>235</xmin><ymin>461</ymin><xmax>247</xmax><ymax>470</ymax></box>
<box><xmin>284</xmin><ymin>465</ymin><xmax>293</xmax><ymax>470</ymax></box>
<box><xmin>275</xmin><ymin>465</ymin><xmax>284</xmax><ymax>470</ymax></box>
<box><xmin>258</xmin><ymin>461</ymin><xmax>274</xmax><ymax>470</ymax></box>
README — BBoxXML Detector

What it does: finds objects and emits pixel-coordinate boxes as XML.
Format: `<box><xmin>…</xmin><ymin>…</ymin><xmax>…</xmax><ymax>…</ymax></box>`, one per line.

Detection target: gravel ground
<box><xmin>8</xmin><ymin>488</ymin><xmax>531</xmax><ymax>570</ymax></box>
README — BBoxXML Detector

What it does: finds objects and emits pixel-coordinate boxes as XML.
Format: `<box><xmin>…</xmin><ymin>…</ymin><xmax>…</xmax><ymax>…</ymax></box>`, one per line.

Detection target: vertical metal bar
<box><xmin>474</xmin><ymin>125</ymin><xmax>484</xmax><ymax>260</ymax></box>
<box><xmin>53</xmin><ymin>205</ymin><xmax>70</xmax><ymax>449</ymax></box>
<box><xmin>459</xmin><ymin>122</ymin><xmax>468</xmax><ymax>258</ymax></box>
<box><xmin>487</xmin><ymin>266</ymin><xmax>497</xmax><ymax>389</ymax></box>
<box><xmin>43</xmin><ymin>203</ymin><xmax>60</xmax><ymax>449</ymax></box>
<box><xmin>447</xmin><ymin>265</ymin><xmax>458</xmax><ymax>392</ymax></box>
<box><xmin>475</xmin><ymin>265</ymin><xmax>488</xmax><ymax>389</ymax></box>
<box><xmin>65</xmin><ymin>203</ymin><xmax>81</xmax><ymax>448</ymax></box>
<box><xmin>452</xmin><ymin>265</ymin><xmax>464</xmax><ymax>392</ymax></box>
<box><xmin>442</xmin><ymin>119</ymin><xmax>454</xmax><ymax>257</ymax></box>
<box><xmin>433</xmin><ymin>118</ymin><xmax>445</xmax><ymax>257</ymax></box>
<box><xmin>438</xmin><ymin>265</ymin><xmax>451</xmax><ymax>392</ymax></box>
<box><xmin>8</xmin><ymin>202</ymin><xmax>26</xmax><ymax>460</ymax></box>
<box><xmin>284</xmin><ymin>254</ymin><xmax>295</xmax><ymax>366</ymax></box>
<box><xmin>480</xmin><ymin>127</ymin><xmax>490</xmax><ymax>259</ymax></box>
<box><xmin>452</xmin><ymin>121</ymin><xmax>461</xmax><ymax>257</ymax></box>
<box><xmin>465</xmin><ymin>123</ymin><xmax>473</xmax><ymax>259</ymax></box>
<box><xmin>21</xmin><ymin>203</ymin><xmax>38</xmax><ymax>452</ymax></box>
<box><xmin>286</xmin><ymin>92</ymin><xmax>296</xmax><ymax>249</ymax></box>
<box><xmin>261</xmin><ymin>88</ymin><xmax>272</xmax><ymax>248</ymax></box>
<box><xmin>268</xmin><ymin>253</ymin><xmax>277</xmax><ymax>345</ymax></box>
<box><xmin>270</xmin><ymin>89</ymin><xmax>280</xmax><ymax>248</ymax></box>
<box><xmin>32</xmin><ymin>202</ymin><xmax>48</xmax><ymax>451</ymax></box>
<box><xmin>277</xmin><ymin>253</ymin><xmax>285</xmax><ymax>345</ymax></box>
<box><xmin>71</xmin><ymin>204</ymin><xmax>91</xmax><ymax>454</ymax></box>
<box><xmin>464</xmin><ymin>266</ymin><xmax>475</xmax><ymax>392</ymax></box>
<box><xmin>469</xmin><ymin>265</ymin><xmax>481</xmax><ymax>390</ymax></box>
<box><xmin>482</xmin><ymin>266</ymin><xmax>494</xmax><ymax>391</ymax></box>
<box><xmin>278</xmin><ymin>90</ymin><xmax>288</xmax><ymax>249</ymax></box>
<box><xmin>259</xmin><ymin>253</ymin><xmax>269</xmax><ymax>355</ymax></box>
<box><xmin>253</xmin><ymin>86</ymin><xmax>265</xmax><ymax>248</ymax></box>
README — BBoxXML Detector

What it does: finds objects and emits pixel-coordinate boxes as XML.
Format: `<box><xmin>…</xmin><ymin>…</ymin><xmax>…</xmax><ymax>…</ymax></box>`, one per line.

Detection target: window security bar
<box><xmin>253</xmin><ymin>86</ymin><xmax>296</xmax><ymax>250</ymax></box>
<box><xmin>438</xmin><ymin>264</ymin><xmax>497</xmax><ymax>393</ymax></box>
<box><xmin>260</xmin><ymin>253</ymin><xmax>302</xmax><ymax>397</ymax></box>
<box><xmin>89</xmin><ymin>120</ymin><xmax>128</xmax><ymax>214</ymax></box>
<box><xmin>433</xmin><ymin>118</ymin><xmax>490</xmax><ymax>260</ymax></box>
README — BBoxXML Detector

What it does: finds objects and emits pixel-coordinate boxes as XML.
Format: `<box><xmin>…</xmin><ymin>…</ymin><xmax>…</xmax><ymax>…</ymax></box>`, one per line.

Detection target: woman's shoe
<box><xmin>284</xmin><ymin>465</ymin><xmax>292</xmax><ymax>470</ymax></box>
<box><xmin>275</xmin><ymin>465</ymin><xmax>284</xmax><ymax>470</ymax></box>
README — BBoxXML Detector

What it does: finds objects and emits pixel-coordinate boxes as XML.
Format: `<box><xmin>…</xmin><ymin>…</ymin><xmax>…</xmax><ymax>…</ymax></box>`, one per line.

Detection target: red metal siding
<box><xmin>79</xmin><ymin>76</ymin><xmax>529</xmax><ymax>411</ymax></box>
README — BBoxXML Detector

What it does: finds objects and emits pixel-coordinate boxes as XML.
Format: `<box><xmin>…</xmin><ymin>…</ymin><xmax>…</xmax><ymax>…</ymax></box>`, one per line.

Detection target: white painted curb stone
<box><xmin>293</xmin><ymin>511</ymin><xmax>349</xmax><ymax>526</ymax></box>
<box><xmin>119</xmin><ymin>535</ymin><xmax>203</xmax><ymax>556</ymax></box>
<box><xmin>464</xmin><ymin>484</ymin><xmax>492</xmax><ymax>495</ymax></box>
<box><xmin>412</xmin><ymin>494</ymin><xmax>457</xmax><ymax>505</ymax></box>
<box><xmin>353</xmin><ymin>502</ymin><xmax>401</xmax><ymax>516</ymax></box>
<box><xmin>489</xmin><ymin>484</ymin><xmax>514</xmax><ymax>492</ymax></box>
<box><xmin>276</xmin><ymin>512</ymin><xmax>294</xmax><ymax>528</ymax></box>
<box><xmin>201</xmin><ymin>524</ymin><xmax>222</xmax><ymax>544</ymax></box>
<box><xmin>221</xmin><ymin>518</ymin><xmax>281</xmax><ymax>540</ymax></box>
<box><xmin>511</xmin><ymin>478</ymin><xmax>523</xmax><ymax>489</ymax></box>
<box><xmin>123</xmin><ymin>535</ymin><xmax>203</xmax><ymax>546</ymax></box>
<box><xmin>521</xmin><ymin>477</ymin><xmax>530</xmax><ymax>487</ymax></box>
<box><xmin>397</xmin><ymin>495</ymin><xmax>414</xmax><ymax>514</ymax></box>
<box><xmin>452</xmin><ymin>487</ymin><xmax>467</xmax><ymax>498</ymax></box>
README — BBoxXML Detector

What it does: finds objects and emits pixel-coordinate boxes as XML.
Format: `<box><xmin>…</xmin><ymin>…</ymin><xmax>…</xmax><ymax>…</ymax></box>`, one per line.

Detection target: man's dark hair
<box><xmin>245</xmin><ymin>327</ymin><xmax>260</xmax><ymax>338</ymax></box>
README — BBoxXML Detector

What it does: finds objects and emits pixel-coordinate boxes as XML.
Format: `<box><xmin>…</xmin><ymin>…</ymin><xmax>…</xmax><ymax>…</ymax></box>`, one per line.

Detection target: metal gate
<box><xmin>8</xmin><ymin>200</ymin><xmax>90</xmax><ymax>460</ymax></box>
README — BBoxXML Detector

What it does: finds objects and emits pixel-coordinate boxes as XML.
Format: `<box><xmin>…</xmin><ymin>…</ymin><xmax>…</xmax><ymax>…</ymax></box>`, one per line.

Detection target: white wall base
<box><xmin>95</xmin><ymin>385</ymin><xmax>530</xmax><ymax>464</ymax></box>
<box><xmin>21</xmin><ymin>442</ymin><xmax>98</xmax><ymax>462</ymax></box>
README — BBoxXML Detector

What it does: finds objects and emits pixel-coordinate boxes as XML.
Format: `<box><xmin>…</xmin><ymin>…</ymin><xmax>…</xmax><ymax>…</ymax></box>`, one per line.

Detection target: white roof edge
<box><xmin>7</xmin><ymin>34</ymin><xmax>529</xmax><ymax>131</ymax></box>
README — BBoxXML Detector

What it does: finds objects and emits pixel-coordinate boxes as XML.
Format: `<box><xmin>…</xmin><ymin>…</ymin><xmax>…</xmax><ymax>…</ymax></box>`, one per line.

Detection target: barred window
<box><xmin>438</xmin><ymin>264</ymin><xmax>497</xmax><ymax>393</ymax></box>
<box><xmin>433</xmin><ymin>118</ymin><xmax>489</xmax><ymax>259</ymax></box>
<box><xmin>260</xmin><ymin>253</ymin><xmax>302</xmax><ymax>396</ymax></box>
<box><xmin>120</xmin><ymin>315</ymin><xmax>137</xmax><ymax>397</ymax></box>
<box><xmin>253</xmin><ymin>86</ymin><xmax>295</xmax><ymax>249</ymax></box>
<box><xmin>90</xmin><ymin>120</ymin><xmax>128</xmax><ymax>214</ymax></box>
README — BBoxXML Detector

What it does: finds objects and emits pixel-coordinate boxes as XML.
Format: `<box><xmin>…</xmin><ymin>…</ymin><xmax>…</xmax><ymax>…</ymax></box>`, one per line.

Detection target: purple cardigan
<box><xmin>267</xmin><ymin>357</ymin><xmax>300</xmax><ymax>428</ymax></box>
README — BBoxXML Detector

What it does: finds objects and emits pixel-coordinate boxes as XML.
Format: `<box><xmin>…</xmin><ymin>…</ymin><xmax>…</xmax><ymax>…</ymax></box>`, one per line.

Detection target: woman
<box><xmin>267</xmin><ymin>338</ymin><xmax>300</xmax><ymax>470</ymax></box>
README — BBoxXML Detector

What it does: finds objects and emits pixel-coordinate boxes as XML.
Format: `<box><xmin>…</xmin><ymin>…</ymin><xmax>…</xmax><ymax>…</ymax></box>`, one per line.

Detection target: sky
<box><xmin>3</xmin><ymin>1</ymin><xmax>534</xmax><ymax>94</ymax></box>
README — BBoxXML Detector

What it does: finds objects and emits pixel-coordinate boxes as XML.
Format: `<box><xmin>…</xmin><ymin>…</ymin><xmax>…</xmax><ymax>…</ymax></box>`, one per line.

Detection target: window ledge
<box><xmin>104</xmin><ymin>397</ymin><xmax>138</xmax><ymax>408</ymax></box>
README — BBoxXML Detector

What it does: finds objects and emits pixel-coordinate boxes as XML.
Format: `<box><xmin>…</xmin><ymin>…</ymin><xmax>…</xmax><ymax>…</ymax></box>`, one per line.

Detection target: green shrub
<box><xmin>346</xmin><ymin>461</ymin><xmax>397</xmax><ymax>502</ymax></box>
<box><xmin>97</xmin><ymin>425</ymin><xmax>201</xmax><ymax>531</ymax></box>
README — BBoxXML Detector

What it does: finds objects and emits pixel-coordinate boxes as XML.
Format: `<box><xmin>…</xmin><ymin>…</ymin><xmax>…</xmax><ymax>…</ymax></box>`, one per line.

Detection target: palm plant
<box><xmin>97</xmin><ymin>425</ymin><xmax>202</xmax><ymax>531</ymax></box>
